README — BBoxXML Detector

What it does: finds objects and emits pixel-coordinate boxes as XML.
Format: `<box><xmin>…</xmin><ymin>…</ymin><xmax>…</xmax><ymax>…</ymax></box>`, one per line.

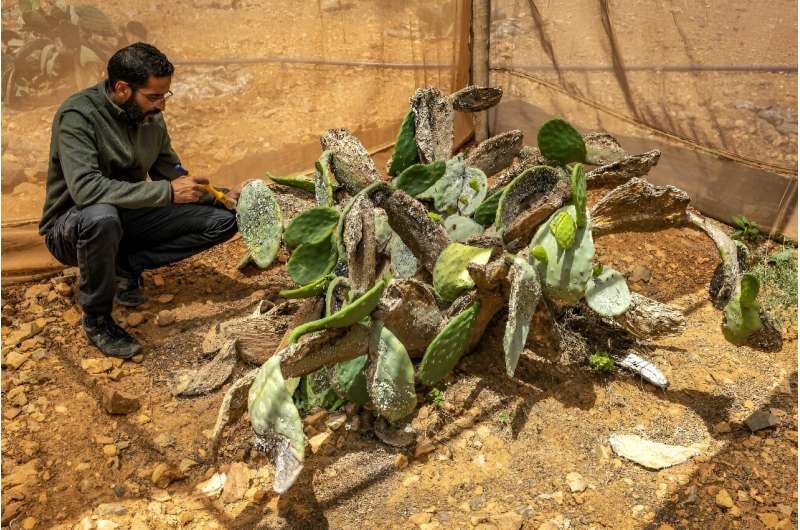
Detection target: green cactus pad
<box><xmin>571</xmin><ymin>163</ymin><xmax>587</xmax><ymax>228</ymax></box>
<box><xmin>530</xmin><ymin>204</ymin><xmax>595</xmax><ymax>305</ymax></box>
<box><xmin>288</xmin><ymin>275</ymin><xmax>389</xmax><ymax>344</ymax></box>
<box><xmin>458</xmin><ymin>167</ymin><xmax>488</xmax><ymax>216</ymax></box>
<box><xmin>418</xmin><ymin>301</ymin><xmax>481</xmax><ymax>386</ymax></box>
<box><xmin>722</xmin><ymin>299</ymin><xmax>763</xmax><ymax>344</ymax></box>
<box><xmin>432</xmin><ymin>243</ymin><xmax>492</xmax><ymax>301</ymax></box>
<box><xmin>427</xmin><ymin>211</ymin><xmax>442</xmax><ymax>222</ymax></box>
<box><xmin>287</xmin><ymin>232</ymin><xmax>338</xmax><ymax>285</ymax></box>
<box><xmin>248</xmin><ymin>356</ymin><xmax>305</xmax><ymax>491</ymax></box>
<box><xmin>236</xmin><ymin>180</ymin><xmax>283</xmax><ymax>269</ymax></box>
<box><xmin>549</xmin><ymin>211</ymin><xmax>577</xmax><ymax>249</ymax></box>
<box><xmin>334</xmin><ymin>354</ymin><xmax>370</xmax><ymax>405</ymax></box>
<box><xmin>389</xmin><ymin>234</ymin><xmax>419</xmax><ymax>278</ymax></box>
<box><xmin>417</xmin><ymin>154</ymin><xmax>466</xmax><ymax>213</ymax></box>
<box><xmin>530</xmin><ymin>245</ymin><xmax>548</xmax><ymax>263</ymax></box>
<box><xmin>739</xmin><ymin>272</ymin><xmax>760</xmax><ymax>308</ymax></box>
<box><xmin>267</xmin><ymin>172</ymin><xmax>315</xmax><ymax>193</ymax></box>
<box><xmin>584</xmin><ymin>267</ymin><xmax>631</xmax><ymax>317</ymax></box>
<box><xmin>388</xmin><ymin>110</ymin><xmax>420</xmax><ymax>177</ymax></box>
<box><xmin>495</xmin><ymin>166</ymin><xmax>561</xmax><ymax>232</ymax></box>
<box><xmin>592</xmin><ymin>263</ymin><xmax>604</xmax><ymax>277</ymax></box>
<box><xmin>284</xmin><ymin>207</ymin><xmax>341</xmax><ymax>248</ymax></box>
<box><xmin>298</xmin><ymin>367</ymin><xmax>344</xmax><ymax>412</ymax></box>
<box><xmin>368</xmin><ymin>323</ymin><xmax>417</xmax><ymax>422</ymax></box>
<box><xmin>314</xmin><ymin>151</ymin><xmax>336</xmax><ymax>207</ymax></box>
<box><xmin>374</xmin><ymin>209</ymin><xmax>393</xmax><ymax>253</ymax></box>
<box><xmin>473</xmin><ymin>187</ymin><xmax>505</xmax><ymax>226</ymax></box>
<box><xmin>504</xmin><ymin>256</ymin><xmax>542</xmax><ymax>378</ymax></box>
<box><xmin>392</xmin><ymin>160</ymin><xmax>446</xmax><ymax>197</ymax></box>
<box><xmin>325</xmin><ymin>276</ymin><xmax>352</xmax><ymax>316</ymax></box>
<box><xmin>444</xmin><ymin>215</ymin><xmax>485</xmax><ymax>242</ymax></box>
<box><xmin>537</xmin><ymin>118</ymin><xmax>587</xmax><ymax>164</ymax></box>
<box><xmin>279</xmin><ymin>273</ymin><xmax>334</xmax><ymax>299</ymax></box>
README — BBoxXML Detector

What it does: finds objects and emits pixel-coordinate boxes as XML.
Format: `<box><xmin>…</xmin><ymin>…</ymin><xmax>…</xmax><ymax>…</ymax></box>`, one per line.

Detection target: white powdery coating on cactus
<box><xmin>411</xmin><ymin>87</ymin><xmax>454</xmax><ymax>163</ymax></box>
<box><xmin>320</xmin><ymin>128</ymin><xmax>379</xmax><ymax>193</ymax></box>
<box><xmin>503</xmin><ymin>256</ymin><xmax>542</xmax><ymax>378</ymax></box>
<box><xmin>444</xmin><ymin>215</ymin><xmax>484</xmax><ymax>243</ymax></box>
<box><xmin>584</xmin><ymin>267</ymin><xmax>631</xmax><ymax>317</ymax></box>
<box><xmin>389</xmin><ymin>234</ymin><xmax>418</xmax><ymax>279</ymax></box>
<box><xmin>236</xmin><ymin>180</ymin><xmax>283</xmax><ymax>268</ymax></box>
<box><xmin>367</xmin><ymin>324</ymin><xmax>417</xmax><ymax>422</ymax></box>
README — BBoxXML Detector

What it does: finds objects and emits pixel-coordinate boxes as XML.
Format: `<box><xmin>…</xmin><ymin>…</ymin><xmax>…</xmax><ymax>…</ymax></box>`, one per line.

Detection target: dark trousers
<box><xmin>44</xmin><ymin>203</ymin><xmax>237</xmax><ymax>316</ymax></box>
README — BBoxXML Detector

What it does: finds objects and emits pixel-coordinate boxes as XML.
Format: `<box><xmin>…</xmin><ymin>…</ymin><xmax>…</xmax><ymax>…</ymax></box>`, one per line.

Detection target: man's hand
<box><xmin>228</xmin><ymin>179</ymin><xmax>257</xmax><ymax>201</ymax></box>
<box><xmin>171</xmin><ymin>175</ymin><xmax>209</xmax><ymax>204</ymax></box>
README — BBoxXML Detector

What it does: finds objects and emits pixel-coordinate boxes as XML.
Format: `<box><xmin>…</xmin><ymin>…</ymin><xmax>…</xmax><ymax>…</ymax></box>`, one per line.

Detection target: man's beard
<box><xmin>121</xmin><ymin>93</ymin><xmax>160</xmax><ymax>124</ymax></box>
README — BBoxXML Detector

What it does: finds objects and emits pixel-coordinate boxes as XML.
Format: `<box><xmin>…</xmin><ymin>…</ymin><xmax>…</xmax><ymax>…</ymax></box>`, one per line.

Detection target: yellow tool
<box><xmin>175</xmin><ymin>164</ymin><xmax>237</xmax><ymax>210</ymax></box>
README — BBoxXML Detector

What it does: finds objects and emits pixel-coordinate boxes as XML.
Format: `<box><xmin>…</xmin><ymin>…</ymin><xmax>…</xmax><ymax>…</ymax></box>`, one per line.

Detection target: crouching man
<box><xmin>39</xmin><ymin>43</ymin><xmax>243</xmax><ymax>358</ymax></box>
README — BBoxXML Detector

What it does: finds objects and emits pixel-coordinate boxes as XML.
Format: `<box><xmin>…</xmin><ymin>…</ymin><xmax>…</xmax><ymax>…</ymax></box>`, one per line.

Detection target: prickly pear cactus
<box><xmin>334</xmin><ymin>355</ymin><xmax>370</xmax><ymax>405</ymax></box>
<box><xmin>418</xmin><ymin>301</ymin><xmax>481</xmax><ymax>386</ymax></box>
<box><xmin>284</xmin><ymin>207</ymin><xmax>341</xmax><ymax>248</ymax></box>
<box><xmin>473</xmin><ymin>187</ymin><xmax>505</xmax><ymax>226</ymax></box>
<box><xmin>288</xmin><ymin>275</ymin><xmax>389</xmax><ymax>344</ymax></box>
<box><xmin>389</xmin><ymin>234</ymin><xmax>419</xmax><ymax>278</ymax></box>
<box><xmin>417</xmin><ymin>154</ymin><xmax>466</xmax><ymax>213</ymax></box>
<box><xmin>248</xmin><ymin>355</ymin><xmax>305</xmax><ymax>493</ymax></box>
<box><xmin>411</xmin><ymin>87</ymin><xmax>454</xmax><ymax>163</ymax></box>
<box><xmin>235</xmin><ymin>180</ymin><xmax>283</xmax><ymax>269</ymax></box>
<box><xmin>529</xmin><ymin>205</ymin><xmax>595</xmax><ymax>305</ymax></box>
<box><xmin>286</xmin><ymin>232</ymin><xmax>338</xmax><ymax>286</ymax></box>
<box><xmin>267</xmin><ymin>172</ymin><xmax>316</xmax><ymax>193</ymax></box>
<box><xmin>550</xmin><ymin>211</ymin><xmax>578</xmax><ymax>249</ymax></box>
<box><xmin>584</xmin><ymin>267</ymin><xmax>631</xmax><ymax>317</ymax></box>
<box><xmin>458</xmin><ymin>167</ymin><xmax>488</xmax><ymax>216</ymax></box>
<box><xmin>367</xmin><ymin>323</ymin><xmax>417</xmax><ymax>422</ymax></box>
<box><xmin>495</xmin><ymin>166</ymin><xmax>560</xmax><ymax>233</ymax></box>
<box><xmin>530</xmin><ymin>245</ymin><xmax>548</xmax><ymax>263</ymax></box>
<box><xmin>320</xmin><ymin>128</ymin><xmax>379</xmax><ymax>194</ymax></box>
<box><xmin>432</xmin><ymin>243</ymin><xmax>492</xmax><ymax>301</ymax></box>
<box><xmin>571</xmin><ymin>163</ymin><xmax>587</xmax><ymax>228</ymax></box>
<box><xmin>392</xmin><ymin>160</ymin><xmax>446</xmax><ymax>197</ymax></box>
<box><xmin>722</xmin><ymin>273</ymin><xmax>764</xmax><ymax>343</ymax></box>
<box><xmin>444</xmin><ymin>215</ymin><xmax>485</xmax><ymax>243</ymax></box>
<box><xmin>388</xmin><ymin>110</ymin><xmax>420</xmax><ymax>177</ymax></box>
<box><xmin>314</xmin><ymin>151</ymin><xmax>337</xmax><ymax>207</ymax></box>
<box><xmin>503</xmin><ymin>256</ymin><xmax>542</xmax><ymax>378</ymax></box>
<box><xmin>279</xmin><ymin>273</ymin><xmax>333</xmax><ymax>299</ymax></box>
<box><xmin>537</xmin><ymin>118</ymin><xmax>587</xmax><ymax>164</ymax></box>
<box><xmin>583</xmin><ymin>132</ymin><xmax>627</xmax><ymax>166</ymax></box>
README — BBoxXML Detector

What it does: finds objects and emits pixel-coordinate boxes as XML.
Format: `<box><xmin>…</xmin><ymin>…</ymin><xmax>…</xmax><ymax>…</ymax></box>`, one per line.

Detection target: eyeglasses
<box><xmin>141</xmin><ymin>90</ymin><xmax>174</xmax><ymax>103</ymax></box>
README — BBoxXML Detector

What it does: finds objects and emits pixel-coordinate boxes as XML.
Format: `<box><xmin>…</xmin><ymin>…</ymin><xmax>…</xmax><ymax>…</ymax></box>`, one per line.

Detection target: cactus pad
<box><xmin>418</xmin><ymin>301</ymin><xmax>481</xmax><ymax>385</ymax></box>
<box><xmin>739</xmin><ymin>272</ymin><xmax>760</xmax><ymax>308</ymax></box>
<box><xmin>388</xmin><ymin>110</ymin><xmax>420</xmax><ymax>176</ymax></box>
<box><xmin>288</xmin><ymin>275</ymin><xmax>389</xmax><ymax>344</ymax></box>
<box><xmin>495</xmin><ymin>166</ymin><xmax>561</xmax><ymax>232</ymax></box>
<box><xmin>286</xmin><ymin>232</ymin><xmax>338</xmax><ymax>286</ymax></box>
<box><xmin>235</xmin><ymin>180</ymin><xmax>283</xmax><ymax>269</ymax></box>
<box><xmin>314</xmin><ymin>150</ymin><xmax>337</xmax><ymax>207</ymax></box>
<box><xmin>530</xmin><ymin>245</ymin><xmax>548</xmax><ymax>263</ymax></box>
<box><xmin>368</xmin><ymin>323</ymin><xmax>417</xmax><ymax>422</ymax></box>
<box><xmin>571</xmin><ymin>163</ymin><xmax>587</xmax><ymax>228</ymax></box>
<box><xmin>320</xmin><ymin>128</ymin><xmax>379</xmax><ymax>194</ymax></box>
<box><xmin>459</xmin><ymin>167</ymin><xmax>488</xmax><ymax>216</ymax></box>
<box><xmin>584</xmin><ymin>267</ymin><xmax>632</xmax><ymax>317</ymax></box>
<box><xmin>530</xmin><ymin>205</ymin><xmax>595</xmax><ymax>304</ymax></box>
<box><xmin>248</xmin><ymin>355</ymin><xmax>305</xmax><ymax>492</ymax></box>
<box><xmin>279</xmin><ymin>273</ymin><xmax>334</xmax><ymax>299</ymax></box>
<box><xmin>284</xmin><ymin>207</ymin><xmax>341</xmax><ymax>248</ymax></box>
<box><xmin>504</xmin><ymin>256</ymin><xmax>542</xmax><ymax>378</ymax></box>
<box><xmin>411</xmin><ymin>87</ymin><xmax>454</xmax><ymax>163</ymax></box>
<box><xmin>392</xmin><ymin>160</ymin><xmax>447</xmax><ymax>197</ymax></box>
<box><xmin>449</xmin><ymin>85</ymin><xmax>503</xmax><ymax>112</ymax></box>
<box><xmin>444</xmin><ymin>215</ymin><xmax>485</xmax><ymax>242</ymax></box>
<box><xmin>267</xmin><ymin>172</ymin><xmax>316</xmax><ymax>193</ymax></box>
<box><xmin>549</xmin><ymin>211</ymin><xmax>577</xmax><ymax>249</ymax></box>
<box><xmin>583</xmin><ymin>132</ymin><xmax>627</xmax><ymax>165</ymax></box>
<box><xmin>389</xmin><ymin>234</ymin><xmax>419</xmax><ymax>278</ymax></box>
<box><xmin>722</xmin><ymin>274</ymin><xmax>764</xmax><ymax>343</ymax></box>
<box><xmin>334</xmin><ymin>354</ymin><xmax>370</xmax><ymax>405</ymax></box>
<box><xmin>418</xmin><ymin>154</ymin><xmax>466</xmax><ymax>212</ymax></box>
<box><xmin>537</xmin><ymin>118</ymin><xmax>587</xmax><ymax>164</ymax></box>
<box><xmin>432</xmin><ymin>243</ymin><xmax>492</xmax><ymax>301</ymax></box>
<box><xmin>473</xmin><ymin>187</ymin><xmax>505</xmax><ymax>226</ymax></box>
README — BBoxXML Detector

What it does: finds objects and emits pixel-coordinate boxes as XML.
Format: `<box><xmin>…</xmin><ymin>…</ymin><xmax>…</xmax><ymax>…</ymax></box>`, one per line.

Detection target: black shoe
<box><xmin>83</xmin><ymin>314</ymin><xmax>142</xmax><ymax>359</ymax></box>
<box><xmin>114</xmin><ymin>276</ymin><xmax>147</xmax><ymax>307</ymax></box>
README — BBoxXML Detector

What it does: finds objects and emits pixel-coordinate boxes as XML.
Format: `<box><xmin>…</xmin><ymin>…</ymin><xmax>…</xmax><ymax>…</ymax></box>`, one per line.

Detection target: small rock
<box><xmin>63</xmin><ymin>307</ymin><xmax>82</xmax><ymax>326</ymax></box>
<box><xmin>81</xmin><ymin>358</ymin><xmax>114</xmax><ymax>374</ymax></box>
<box><xmin>221</xmin><ymin>462</ymin><xmax>251</xmax><ymax>503</ymax></box>
<box><xmin>179</xmin><ymin>458</ymin><xmax>198</xmax><ymax>475</ymax></box>
<box><xmin>304</xmin><ymin>410</ymin><xmax>328</xmax><ymax>426</ymax></box>
<box><xmin>566</xmin><ymin>472</ymin><xmax>587</xmax><ymax>493</ymax></box>
<box><xmin>95</xmin><ymin>503</ymin><xmax>128</xmax><ymax>517</ymax></box>
<box><xmin>131</xmin><ymin>354</ymin><xmax>144</xmax><ymax>363</ymax></box>
<box><xmin>758</xmin><ymin>513</ymin><xmax>781</xmax><ymax>528</ymax></box>
<box><xmin>630</xmin><ymin>265</ymin><xmax>652</xmax><ymax>283</ymax></box>
<box><xmin>713</xmin><ymin>421</ymin><xmax>732</xmax><ymax>434</ymax></box>
<box><xmin>1</xmin><ymin>501</ymin><xmax>21</xmax><ymax>525</ymax></box>
<box><xmin>493</xmin><ymin>512</ymin><xmax>524</xmax><ymax>530</ymax></box>
<box><xmin>103</xmin><ymin>445</ymin><xmax>118</xmax><ymax>457</ymax></box>
<box><xmin>394</xmin><ymin>454</ymin><xmax>409</xmax><ymax>469</ymax></box>
<box><xmin>308</xmin><ymin>432</ymin><xmax>332</xmax><ymax>454</ymax></box>
<box><xmin>196</xmin><ymin>472</ymin><xmax>226</xmax><ymax>496</ymax></box>
<box><xmin>22</xmin><ymin>516</ymin><xmax>37</xmax><ymax>529</ymax></box>
<box><xmin>95</xmin><ymin>520</ymin><xmax>119</xmax><ymax>530</ymax></box>
<box><xmin>101</xmin><ymin>388</ymin><xmax>140</xmax><ymax>415</ymax></box>
<box><xmin>609</xmin><ymin>434</ymin><xmax>700</xmax><ymax>469</ymax></box>
<box><xmin>158</xmin><ymin>294</ymin><xmax>175</xmax><ymax>304</ymax></box>
<box><xmin>178</xmin><ymin>511</ymin><xmax>195</xmax><ymax>524</ymax></box>
<box><xmin>745</xmin><ymin>411</ymin><xmax>779</xmax><ymax>432</ymax></box>
<box><xmin>3</xmin><ymin>351</ymin><xmax>31</xmax><ymax>370</ymax></box>
<box><xmin>415</xmin><ymin>440</ymin><xmax>436</xmax><ymax>458</ymax></box>
<box><xmin>151</xmin><ymin>463</ymin><xmax>175</xmax><ymax>488</ymax></box>
<box><xmin>152</xmin><ymin>275</ymin><xmax>165</xmax><ymax>287</ymax></box>
<box><xmin>126</xmin><ymin>312</ymin><xmax>144</xmax><ymax>327</ymax></box>
<box><xmin>325</xmin><ymin>412</ymin><xmax>347</xmax><ymax>431</ymax></box>
<box><xmin>410</xmin><ymin>512</ymin><xmax>432</xmax><ymax>525</ymax></box>
<box><xmin>5</xmin><ymin>321</ymin><xmax>42</xmax><ymax>346</ymax></box>
<box><xmin>715</xmin><ymin>489</ymin><xmax>734</xmax><ymax>509</ymax></box>
<box><xmin>24</xmin><ymin>284</ymin><xmax>50</xmax><ymax>300</ymax></box>
<box><xmin>4</xmin><ymin>407</ymin><xmax>21</xmax><ymax>419</ymax></box>
<box><xmin>55</xmin><ymin>282</ymin><xmax>73</xmax><ymax>296</ymax></box>
<box><xmin>157</xmin><ymin>310</ymin><xmax>175</xmax><ymax>326</ymax></box>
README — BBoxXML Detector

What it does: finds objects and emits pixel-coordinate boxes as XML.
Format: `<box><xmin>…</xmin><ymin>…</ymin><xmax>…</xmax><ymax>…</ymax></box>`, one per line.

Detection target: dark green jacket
<box><xmin>39</xmin><ymin>81</ymin><xmax>181</xmax><ymax>234</ymax></box>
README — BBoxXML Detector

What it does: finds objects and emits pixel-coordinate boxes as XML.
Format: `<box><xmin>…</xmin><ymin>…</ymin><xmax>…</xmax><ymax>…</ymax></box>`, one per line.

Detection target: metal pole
<box><xmin>472</xmin><ymin>0</ymin><xmax>490</xmax><ymax>142</ymax></box>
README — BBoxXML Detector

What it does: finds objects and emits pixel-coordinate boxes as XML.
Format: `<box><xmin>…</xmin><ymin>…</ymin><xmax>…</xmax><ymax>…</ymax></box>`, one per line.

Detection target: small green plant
<box><xmin>732</xmin><ymin>215</ymin><xmax>760</xmax><ymax>241</ymax></box>
<box><xmin>589</xmin><ymin>352</ymin><xmax>616</xmax><ymax>373</ymax></box>
<box><xmin>750</xmin><ymin>244</ymin><xmax>798</xmax><ymax>326</ymax></box>
<box><xmin>497</xmin><ymin>410</ymin><xmax>512</xmax><ymax>425</ymax></box>
<box><xmin>427</xmin><ymin>388</ymin><xmax>445</xmax><ymax>409</ymax></box>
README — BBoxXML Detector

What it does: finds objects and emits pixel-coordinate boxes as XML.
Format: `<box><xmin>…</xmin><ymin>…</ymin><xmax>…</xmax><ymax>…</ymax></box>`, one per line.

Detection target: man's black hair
<box><xmin>107</xmin><ymin>42</ymin><xmax>173</xmax><ymax>90</ymax></box>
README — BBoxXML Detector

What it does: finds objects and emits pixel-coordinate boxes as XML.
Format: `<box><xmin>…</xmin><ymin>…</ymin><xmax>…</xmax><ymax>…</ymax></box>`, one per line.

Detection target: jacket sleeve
<box><xmin>58</xmin><ymin>110</ymin><xmax>172</xmax><ymax>209</ymax></box>
<box><xmin>149</xmin><ymin>118</ymin><xmax>182</xmax><ymax>181</ymax></box>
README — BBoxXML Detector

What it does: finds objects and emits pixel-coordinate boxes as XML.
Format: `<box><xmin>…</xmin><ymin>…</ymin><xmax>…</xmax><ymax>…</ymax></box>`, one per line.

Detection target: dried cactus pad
<box><xmin>530</xmin><ymin>205</ymin><xmax>595</xmax><ymax>305</ymax></box>
<box><xmin>433</xmin><ymin>243</ymin><xmax>492</xmax><ymax>301</ymax></box>
<box><xmin>248</xmin><ymin>356</ymin><xmax>305</xmax><ymax>491</ymax></box>
<box><xmin>418</xmin><ymin>300</ymin><xmax>481</xmax><ymax>386</ymax></box>
<box><xmin>537</xmin><ymin>118</ymin><xmax>586</xmax><ymax>164</ymax></box>
<box><xmin>392</xmin><ymin>160</ymin><xmax>446</xmax><ymax>197</ymax></box>
<box><xmin>583</xmin><ymin>132</ymin><xmax>627</xmax><ymax>165</ymax></box>
<box><xmin>288</xmin><ymin>275</ymin><xmax>389</xmax><ymax>344</ymax></box>
<box><xmin>444</xmin><ymin>215</ymin><xmax>485</xmax><ymax>242</ymax></box>
<box><xmin>368</xmin><ymin>323</ymin><xmax>417</xmax><ymax>422</ymax></box>
<box><xmin>449</xmin><ymin>85</ymin><xmax>503</xmax><ymax>112</ymax></box>
<box><xmin>464</xmin><ymin>129</ymin><xmax>523</xmax><ymax>177</ymax></box>
<box><xmin>411</xmin><ymin>87</ymin><xmax>454</xmax><ymax>163</ymax></box>
<box><xmin>284</xmin><ymin>207</ymin><xmax>341</xmax><ymax>248</ymax></box>
<box><xmin>320</xmin><ymin>128</ymin><xmax>379</xmax><ymax>193</ymax></box>
<box><xmin>388</xmin><ymin>110</ymin><xmax>420</xmax><ymax>177</ymax></box>
<box><xmin>495</xmin><ymin>165</ymin><xmax>560</xmax><ymax>232</ymax></box>
<box><xmin>504</xmin><ymin>256</ymin><xmax>542</xmax><ymax>378</ymax></box>
<box><xmin>236</xmin><ymin>180</ymin><xmax>283</xmax><ymax>268</ymax></box>
<box><xmin>584</xmin><ymin>267</ymin><xmax>632</xmax><ymax>317</ymax></box>
<box><xmin>287</xmin><ymin>232</ymin><xmax>337</xmax><ymax>286</ymax></box>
